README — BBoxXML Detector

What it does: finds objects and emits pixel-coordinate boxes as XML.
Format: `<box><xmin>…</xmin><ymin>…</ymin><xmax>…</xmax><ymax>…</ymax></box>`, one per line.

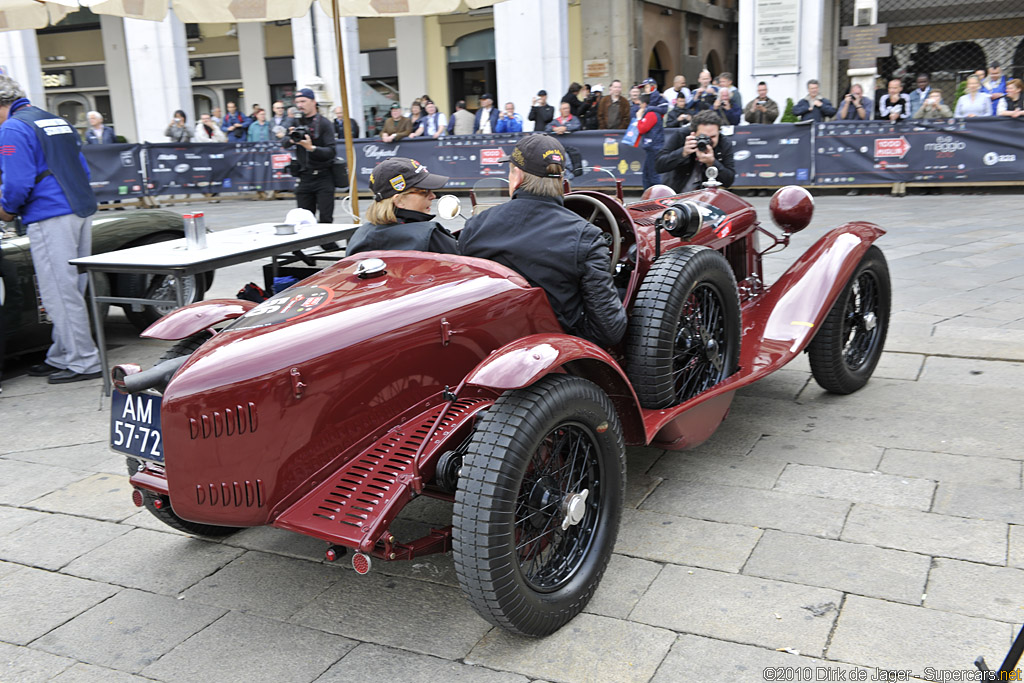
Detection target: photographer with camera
<box><xmin>743</xmin><ymin>82</ymin><xmax>780</xmax><ymax>124</ymax></box>
<box><xmin>655</xmin><ymin>110</ymin><xmax>735</xmax><ymax>193</ymax></box>
<box><xmin>282</xmin><ymin>88</ymin><xmax>337</xmax><ymax>224</ymax></box>
<box><xmin>837</xmin><ymin>83</ymin><xmax>871</xmax><ymax>121</ymax></box>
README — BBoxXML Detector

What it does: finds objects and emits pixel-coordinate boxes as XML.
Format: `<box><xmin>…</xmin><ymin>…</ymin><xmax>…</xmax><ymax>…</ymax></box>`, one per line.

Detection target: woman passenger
<box><xmin>346</xmin><ymin>157</ymin><xmax>458</xmax><ymax>256</ymax></box>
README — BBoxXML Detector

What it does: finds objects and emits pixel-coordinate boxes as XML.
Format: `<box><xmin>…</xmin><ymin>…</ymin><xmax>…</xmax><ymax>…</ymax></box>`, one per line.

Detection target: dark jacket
<box><xmin>792</xmin><ymin>96</ymin><xmax>837</xmax><ymax>122</ymax></box>
<box><xmin>664</xmin><ymin>104</ymin><xmax>691</xmax><ymax>128</ymax></box>
<box><xmin>655</xmin><ymin>126</ymin><xmax>736</xmax><ymax>193</ymax></box>
<box><xmin>528</xmin><ymin>104</ymin><xmax>555</xmax><ymax>132</ymax></box>
<box><xmin>474</xmin><ymin>107</ymin><xmax>500</xmax><ymax>133</ymax></box>
<box><xmin>282</xmin><ymin>113</ymin><xmax>335</xmax><ymax>172</ymax></box>
<box><xmin>85</xmin><ymin>126</ymin><xmax>115</xmax><ymax>144</ymax></box>
<box><xmin>561</xmin><ymin>92</ymin><xmax>583</xmax><ymax>118</ymax></box>
<box><xmin>458</xmin><ymin>190</ymin><xmax>627</xmax><ymax>348</ymax></box>
<box><xmin>597</xmin><ymin>95</ymin><xmax>630</xmax><ymax>129</ymax></box>
<box><xmin>579</xmin><ymin>93</ymin><xmax>600</xmax><ymax>130</ymax></box>
<box><xmin>346</xmin><ymin>208</ymin><xmax>458</xmax><ymax>257</ymax></box>
<box><xmin>333</xmin><ymin>117</ymin><xmax>360</xmax><ymax>139</ymax></box>
<box><xmin>221</xmin><ymin>111</ymin><xmax>250</xmax><ymax>141</ymax></box>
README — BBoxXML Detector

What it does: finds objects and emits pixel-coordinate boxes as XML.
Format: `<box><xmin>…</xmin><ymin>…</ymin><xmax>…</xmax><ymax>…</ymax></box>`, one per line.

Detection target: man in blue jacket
<box><xmin>474</xmin><ymin>93</ymin><xmax>500</xmax><ymax>134</ymax></box>
<box><xmin>0</xmin><ymin>76</ymin><xmax>101</xmax><ymax>383</ymax></box>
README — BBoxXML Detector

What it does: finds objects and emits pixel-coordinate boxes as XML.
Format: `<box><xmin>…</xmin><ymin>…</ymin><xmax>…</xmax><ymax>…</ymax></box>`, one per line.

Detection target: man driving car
<box><xmin>458</xmin><ymin>134</ymin><xmax>626</xmax><ymax>348</ymax></box>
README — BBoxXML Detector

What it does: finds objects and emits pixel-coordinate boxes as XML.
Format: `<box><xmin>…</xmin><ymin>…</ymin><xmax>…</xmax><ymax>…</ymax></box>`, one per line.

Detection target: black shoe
<box><xmin>28</xmin><ymin>362</ymin><xmax>61</xmax><ymax>376</ymax></box>
<box><xmin>48</xmin><ymin>369</ymin><xmax>102</xmax><ymax>384</ymax></box>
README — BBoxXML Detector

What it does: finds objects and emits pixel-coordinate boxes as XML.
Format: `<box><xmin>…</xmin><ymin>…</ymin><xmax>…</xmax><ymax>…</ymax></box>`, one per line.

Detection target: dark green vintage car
<box><xmin>1</xmin><ymin>210</ymin><xmax>208</xmax><ymax>359</ymax></box>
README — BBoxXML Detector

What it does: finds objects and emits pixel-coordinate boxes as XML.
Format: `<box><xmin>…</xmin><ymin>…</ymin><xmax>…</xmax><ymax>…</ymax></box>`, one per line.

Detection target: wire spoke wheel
<box><xmin>809</xmin><ymin>245</ymin><xmax>891</xmax><ymax>394</ymax></box>
<box><xmin>453</xmin><ymin>375</ymin><xmax>625</xmax><ymax>636</ymax></box>
<box><xmin>514</xmin><ymin>422</ymin><xmax>601</xmax><ymax>592</ymax></box>
<box><xmin>626</xmin><ymin>246</ymin><xmax>741</xmax><ymax>409</ymax></box>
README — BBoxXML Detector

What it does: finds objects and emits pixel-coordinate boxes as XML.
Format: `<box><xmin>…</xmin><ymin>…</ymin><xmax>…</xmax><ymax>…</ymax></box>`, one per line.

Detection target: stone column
<box><xmin>123</xmin><ymin>12</ymin><xmax>193</xmax><ymax>143</ymax></box>
<box><xmin>495</xmin><ymin>0</ymin><xmax>569</xmax><ymax>132</ymax></box>
<box><xmin>0</xmin><ymin>30</ymin><xmax>44</xmax><ymax>106</ymax></box>
<box><xmin>292</xmin><ymin>8</ymin><xmax>362</xmax><ymax>124</ymax></box>
<box><xmin>238</xmin><ymin>22</ymin><xmax>271</xmax><ymax>114</ymax></box>
<box><xmin>395</xmin><ymin>16</ymin><xmax>427</xmax><ymax>107</ymax></box>
<box><xmin>99</xmin><ymin>16</ymin><xmax>138</xmax><ymax>142</ymax></box>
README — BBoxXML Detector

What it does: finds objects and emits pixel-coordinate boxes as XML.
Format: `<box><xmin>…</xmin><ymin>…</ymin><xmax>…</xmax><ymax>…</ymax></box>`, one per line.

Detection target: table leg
<box><xmin>174</xmin><ymin>272</ymin><xmax>185</xmax><ymax>308</ymax></box>
<box><xmin>87</xmin><ymin>270</ymin><xmax>111</xmax><ymax>396</ymax></box>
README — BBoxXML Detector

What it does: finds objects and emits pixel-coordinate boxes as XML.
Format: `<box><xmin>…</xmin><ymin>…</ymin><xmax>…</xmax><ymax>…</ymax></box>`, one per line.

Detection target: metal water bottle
<box><xmin>183</xmin><ymin>213</ymin><xmax>206</xmax><ymax>250</ymax></box>
<box><xmin>192</xmin><ymin>211</ymin><xmax>208</xmax><ymax>249</ymax></box>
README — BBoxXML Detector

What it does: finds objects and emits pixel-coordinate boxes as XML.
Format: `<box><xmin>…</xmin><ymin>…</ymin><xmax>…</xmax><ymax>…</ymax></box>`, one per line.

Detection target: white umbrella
<box><xmin>0</xmin><ymin>0</ymin><xmax>77</xmax><ymax>30</ymax></box>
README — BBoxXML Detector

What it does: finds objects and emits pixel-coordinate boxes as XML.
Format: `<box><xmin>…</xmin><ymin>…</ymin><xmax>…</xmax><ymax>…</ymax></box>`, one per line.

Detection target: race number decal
<box><xmin>229</xmin><ymin>286</ymin><xmax>334</xmax><ymax>330</ymax></box>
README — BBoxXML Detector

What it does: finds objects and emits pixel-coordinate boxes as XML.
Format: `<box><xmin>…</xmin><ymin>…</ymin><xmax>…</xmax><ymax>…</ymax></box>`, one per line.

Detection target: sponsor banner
<box><xmin>814</xmin><ymin>118</ymin><xmax>1024</xmax><ymax>185</ymax></box>
<box><xmin>729</xmin><ymin>122</ymin><xmax>812</xmax><ymax>187</ymax></box>
<box><xmin>82</xmin><ymin>143</ymin><xmax>146</xmax><ymax>202</ymax></box>
<box><xmin>349</xmin><ymin>132</ymin><xmax>647</xmax><ymax>191</ymax></box>
<box><xmin>143</xmin><ymin>141</ymin><xmax>295</xmax><ymax>196</ymax></box>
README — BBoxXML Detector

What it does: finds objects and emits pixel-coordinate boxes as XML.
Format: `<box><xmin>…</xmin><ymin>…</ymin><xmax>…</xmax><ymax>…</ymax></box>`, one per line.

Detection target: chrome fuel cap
<box><xmin>355</xmin><ymin>258</ymin><xmax>387</xmax><ymax>279</ymax></box>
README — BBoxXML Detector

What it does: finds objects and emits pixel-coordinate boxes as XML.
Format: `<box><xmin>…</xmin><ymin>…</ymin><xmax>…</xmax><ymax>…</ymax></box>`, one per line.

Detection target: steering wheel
<box><xmin>563</xmin><ymin>194</ymin><xmax>622</xmax><ymax>272</ymax></box>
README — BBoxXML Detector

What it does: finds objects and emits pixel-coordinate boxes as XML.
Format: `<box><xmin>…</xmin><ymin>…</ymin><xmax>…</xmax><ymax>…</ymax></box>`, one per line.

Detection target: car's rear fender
<box><xmin>463</xmin><ymin>334</ymin><xmax>645</xmax><ymax>445</ymax></box>
<box><xmin>140</xmin><ymin>298</ymin><xmax>257</xmax><ymax>341</ymax></box>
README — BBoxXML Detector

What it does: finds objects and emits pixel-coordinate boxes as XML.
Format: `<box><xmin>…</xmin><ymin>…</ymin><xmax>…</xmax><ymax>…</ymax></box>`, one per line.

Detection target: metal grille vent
<box><xmin>195</xmin><ymin>479</ymin><xmax>264</xmax><ymax>507</ymax></box>
<box><xmin>189</xmin><ymin>402</ymin><xmax>258</xmax><ymax>440</ymax></box>
<box><xmin>311</xmin><ymin>398</ymin><xmax>486</xmax><ymax>531</ymax></box>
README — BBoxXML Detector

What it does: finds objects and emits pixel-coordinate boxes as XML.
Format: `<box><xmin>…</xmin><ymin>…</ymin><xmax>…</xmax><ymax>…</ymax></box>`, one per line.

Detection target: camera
<box><xmin>289</xmin><ymin>125</ymin><xmax>310</xmax><ymax>143</ymax></box>
<box><xmin>695</xmin><ymin>133</ymin><xmax>712</xmax><ymax>152</ymax></box>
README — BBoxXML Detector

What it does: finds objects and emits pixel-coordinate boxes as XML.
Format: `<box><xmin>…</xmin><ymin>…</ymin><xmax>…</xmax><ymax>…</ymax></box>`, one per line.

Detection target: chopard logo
<box><xmin>363</xmin><ymin>144</ymin><xmax>399</xmax><ymax>159</ymax></box>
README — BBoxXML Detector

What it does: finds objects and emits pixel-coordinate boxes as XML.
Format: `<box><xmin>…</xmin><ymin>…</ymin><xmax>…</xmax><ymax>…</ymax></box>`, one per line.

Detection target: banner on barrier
<box><xmin>82</xmin><ymin>143</ymin><xmax>145</xmax><ymax>202</ymax></box>
<box><xmin>144</xmin><ymin>141</ymin><xmax>296</xmax><ymax>196</ymax></box>
<box><xmin>814</xmin><ymin>118</ymin><xmax>1024</xmax><ymax>185</ymax></box>
<box><xmin>729</xmin><ymin>122</ymin><xmax>813</xmax><ymax>187</ymax></box>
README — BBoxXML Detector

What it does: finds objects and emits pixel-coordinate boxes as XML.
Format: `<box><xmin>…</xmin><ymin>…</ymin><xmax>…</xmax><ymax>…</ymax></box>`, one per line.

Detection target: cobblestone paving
<box><xmin>2</xmin><ymin>193</ymin><xmax>1024</xmax><ymax>682</ymax></box>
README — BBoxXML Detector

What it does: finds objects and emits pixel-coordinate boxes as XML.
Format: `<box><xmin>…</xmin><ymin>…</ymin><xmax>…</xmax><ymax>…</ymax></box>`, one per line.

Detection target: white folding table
<box><xmin>71</xmin><ymin>222</ymin><xmax>359</xmax><ymax>394</ymax></box>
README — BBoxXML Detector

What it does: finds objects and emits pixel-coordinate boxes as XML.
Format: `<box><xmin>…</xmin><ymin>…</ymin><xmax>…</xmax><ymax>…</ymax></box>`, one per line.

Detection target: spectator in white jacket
<box><xmin>194</xmin><ymin>113</ymin><xmax>228</xmax><ymax>142</ymax></box>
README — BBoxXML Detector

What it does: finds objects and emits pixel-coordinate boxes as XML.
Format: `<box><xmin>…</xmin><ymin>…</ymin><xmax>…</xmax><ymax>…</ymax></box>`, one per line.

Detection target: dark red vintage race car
<box><xmin>111</xmin><ymin>173</ymin><xmax>889</xmax><ymax>637</ymax></box>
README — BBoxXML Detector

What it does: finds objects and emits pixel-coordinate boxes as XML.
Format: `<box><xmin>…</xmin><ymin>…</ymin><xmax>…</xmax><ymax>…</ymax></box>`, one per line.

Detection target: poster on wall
<box><xmin>754</xmin><ymin>0</ymin><xmax>801</xmax><ymax>74</ymax></box>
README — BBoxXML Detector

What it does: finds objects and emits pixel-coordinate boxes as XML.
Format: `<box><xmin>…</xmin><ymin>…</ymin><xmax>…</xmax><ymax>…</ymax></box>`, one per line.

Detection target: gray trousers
<box><xmin>27</xmin><ymin>214</ymin><xmax>101</xmax><ymax>374</ymax></box>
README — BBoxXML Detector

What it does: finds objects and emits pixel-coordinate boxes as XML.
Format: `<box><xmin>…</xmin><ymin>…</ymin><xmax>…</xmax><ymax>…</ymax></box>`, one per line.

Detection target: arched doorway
<box><xmin>48</xmin><ymin>93</ymin><xmax>91</xmax><ymax>137</ymax></box>
<box><xmin>193</xmin><ymin>87</ymin><xmax>219</xmax><ymax>122</ymax></box>
<box><xmin>706</xmin><ymin>50</ymin><xmax>723</xmax><ymax>78</ymax></box>
<box><xmin>448</xmin><ymin>29</ymin><xmax>496</xmax><ymax>112</ymax></box>
<box><xmin>648</xmin><ymin>41</ymin><xmax>670</xmax><ymax>90</ymax></box>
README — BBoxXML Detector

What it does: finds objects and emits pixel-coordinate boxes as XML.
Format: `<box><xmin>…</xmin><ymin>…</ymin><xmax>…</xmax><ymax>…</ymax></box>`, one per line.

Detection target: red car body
<box><xmin>127</xmin><ymin>183</ymin><xmax>883</xmax><ymax>569</ymax></box>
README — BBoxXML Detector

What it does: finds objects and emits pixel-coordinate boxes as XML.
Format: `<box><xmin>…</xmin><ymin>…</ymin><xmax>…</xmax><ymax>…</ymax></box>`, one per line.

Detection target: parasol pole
<box><xmin>330</xmin><ymin>0</ymin><xmax>360</xmax><ymax>221</ymax></box>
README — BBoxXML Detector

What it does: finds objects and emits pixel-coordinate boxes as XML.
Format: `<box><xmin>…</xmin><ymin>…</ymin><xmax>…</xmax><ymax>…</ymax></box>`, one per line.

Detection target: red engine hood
<box><xmin>160</xmin><ymin>251</ymin><xmax>561</xmax><ymax>527</ymax></box>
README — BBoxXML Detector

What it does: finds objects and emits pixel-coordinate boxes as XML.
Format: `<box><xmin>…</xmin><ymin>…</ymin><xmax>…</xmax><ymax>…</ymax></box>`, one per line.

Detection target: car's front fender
<box><xmin>140</xmin><ymin>298</ymin><xmax>256</xmax><ymax>341</ymax></box>
<box><xmin>464</xmin><ymin>334</ymin><xmax>645</xmax><ymax>445</ymax></box>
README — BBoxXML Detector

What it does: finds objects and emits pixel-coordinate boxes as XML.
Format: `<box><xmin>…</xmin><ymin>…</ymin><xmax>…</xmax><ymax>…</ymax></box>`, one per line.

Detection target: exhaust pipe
<box><xmin>112</xmin><ymin>355</ymin><xmax>189</xmax><ymax>394</ymax></box>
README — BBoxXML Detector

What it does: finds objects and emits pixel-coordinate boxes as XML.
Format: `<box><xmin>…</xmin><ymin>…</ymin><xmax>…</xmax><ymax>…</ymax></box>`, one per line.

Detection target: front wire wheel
<box><xmin>453</xmin><ymin>375</ymin><xmax>625</xmax><ymax>636</ymax></box>
<box><xmin>808</xmin><ymin>245</ymin><xmax>891</xmax><ymax>394</ymax></box>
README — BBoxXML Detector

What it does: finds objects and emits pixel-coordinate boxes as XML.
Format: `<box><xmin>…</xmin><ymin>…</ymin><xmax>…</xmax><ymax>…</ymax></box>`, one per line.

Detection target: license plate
<box><xmin>111</xmin><ymin>391</ymin><xmax>164</xmax><ymax>463</ymax></box>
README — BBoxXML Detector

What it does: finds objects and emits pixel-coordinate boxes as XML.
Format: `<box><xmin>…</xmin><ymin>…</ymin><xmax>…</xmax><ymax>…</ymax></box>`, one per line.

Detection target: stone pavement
<box><xmin>2</xmin><ymin>192</ymin><xmax>1024</xmax><ymax>682</ymax></box>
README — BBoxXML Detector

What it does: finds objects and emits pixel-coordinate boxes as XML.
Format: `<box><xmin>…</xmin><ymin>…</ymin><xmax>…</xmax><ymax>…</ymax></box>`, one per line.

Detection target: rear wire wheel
<box><xmin>808</xmin><ymin>245</ymin><xmax>890</xmax><ymax>394</ymax></box>
<box><xmin>626</xmin><ymin>246</ymin><xmax>741</xmax><ymax>409</ymax></box>
<box><xmin>453</xmin><ymin>375</ymin><xmax>625</xmax><ymax>636</ymax></box>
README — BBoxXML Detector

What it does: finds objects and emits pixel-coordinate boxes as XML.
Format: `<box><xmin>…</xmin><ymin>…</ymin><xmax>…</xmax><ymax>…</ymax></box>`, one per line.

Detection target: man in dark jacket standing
<box><xmin>655</xmin><ymin>110</ymin><xmax>736</xmax><ymax>193</ymax></box>
<box><xmin>528</xmin><ymin>90</ymin><xmax>555</xmax><ymax>132</ymax></box>
<box><xmin>792</xmin><ymin>79</ymin><xmax>837</xmax><ymax>122</ymax></box>
<box><xmin>282</xmin><ymin>88</ymin><xmax>337</xmax><ymax>223</ymax></box>
<box><xmin>458</xmin><ymin>135</ymin><xmax>626</xmax><ymax>348</ymax></box>
<box><xmin>0</xmin><ymin>75</ymin><xmax>101</xmax><ymax>383</ymax></box>
<box><xmin>474</xmin><ymin>93</ymin><xmax>499</xmax><ymax>134</ymax></box>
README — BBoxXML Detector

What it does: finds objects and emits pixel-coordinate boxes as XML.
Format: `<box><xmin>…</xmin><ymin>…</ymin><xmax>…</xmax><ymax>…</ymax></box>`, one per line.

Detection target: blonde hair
<box><xmin>517</xmin><ymin>163</ymin><xmax>564</xmax><ymax>198</ymax></box>
<box><xmin>366</xmin><ymin>196</ymin><xmax>398</xmax><ymax>225</ymax></box>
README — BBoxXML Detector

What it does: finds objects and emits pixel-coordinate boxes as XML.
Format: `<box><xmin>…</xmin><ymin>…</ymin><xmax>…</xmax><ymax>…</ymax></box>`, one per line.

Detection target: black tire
<box><xmin>453</xmin><ymin>375</ymin><xmax>625</xmax><ymax>637</ymax></box>
<box><xmin>117</xmin><ymin>234</ymin><xmax>206</xmax><ymax>333</ymax></box>
<box><xmin>127</xmin><ymin>329</ymin><xmax>236</xmax><ymax>537</ymax></box>
<box><xmin>808</xmin><ymin>245</ymin><xmax>890</xmax><ymax>394</ymax></box>
<box><xmin>625</xmin><ymin>246</ymin><xmax>741</xmax><ymax>409</ymax></box>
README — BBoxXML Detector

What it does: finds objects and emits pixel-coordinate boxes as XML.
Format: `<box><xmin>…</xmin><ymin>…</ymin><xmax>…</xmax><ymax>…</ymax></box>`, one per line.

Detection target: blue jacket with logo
<box><xmin>0</xmin><ymin>99</ymin><xmax>92</xmax><ymax>224</ymax></box>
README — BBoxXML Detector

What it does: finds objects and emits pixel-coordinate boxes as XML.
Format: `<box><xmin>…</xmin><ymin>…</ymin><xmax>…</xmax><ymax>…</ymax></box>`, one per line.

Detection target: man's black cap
<box><xmin>369</xmin><ymin>157</ymin><xmax>449</xmax><ymax>201</ymax></box>
<box><xmin>296</xmin><ymin>88</ymin><xmax>316</xmax><ymax>100</ymax></box>
<box><xmin>481</xmin><ymin>93</ymin><xmax>494</xmax><ymax>101</ymax></box>
<box><xmin>499</xmin><ymin>134</ymin><xmax>565</xmax><ymax>178</ymax></box>
<box><xmin>537</xmin><ymin>89</ymin><xmax>547</xmax><ymax>96</ymax></box>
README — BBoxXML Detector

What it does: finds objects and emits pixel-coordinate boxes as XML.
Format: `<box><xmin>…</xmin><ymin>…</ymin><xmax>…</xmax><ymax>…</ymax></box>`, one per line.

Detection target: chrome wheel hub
<box><xmin>561</xmin><ymin>489</ymin><xmax>589</xmax><ymax>531</ymax></box>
